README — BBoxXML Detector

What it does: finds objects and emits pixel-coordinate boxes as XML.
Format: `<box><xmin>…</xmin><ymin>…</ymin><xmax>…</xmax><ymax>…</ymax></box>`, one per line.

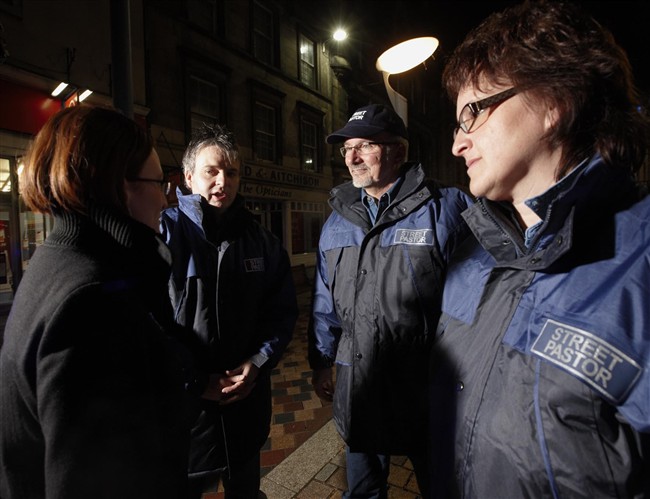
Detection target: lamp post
<box><xmin>375</xmin><ymin>36</ymin><xmax>439</xmax><ymax>125</ymax></box>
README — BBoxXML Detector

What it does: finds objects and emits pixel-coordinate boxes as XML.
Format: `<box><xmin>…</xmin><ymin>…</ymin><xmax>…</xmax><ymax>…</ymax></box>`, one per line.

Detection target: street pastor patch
<box><xmin>531</xmin><ymin>319</ymin><xmax>641</xmax><ymax>403</ymax></box>
<box><xmin>244</xmin><ymin>258</ymin><xmax>265</xmax><ymax>272</ymax></box>
<box><xmin>393</xmin><ymin>228</ymin><xmax>433</xmax><ymax>245</ymax></box>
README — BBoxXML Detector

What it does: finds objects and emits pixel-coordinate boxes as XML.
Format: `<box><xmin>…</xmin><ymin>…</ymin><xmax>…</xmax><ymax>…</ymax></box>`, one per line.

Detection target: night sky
<box><xmin>312</xmin><ymin>1</ymin><xmax>650</xmax><ymax>94</ymax></box>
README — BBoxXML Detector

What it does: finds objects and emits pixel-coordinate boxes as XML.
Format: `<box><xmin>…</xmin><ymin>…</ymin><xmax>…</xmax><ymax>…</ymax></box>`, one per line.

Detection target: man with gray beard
<box><xmin>308</xmin><ymin>104</ymin><xmax>471</xmax><ymax>498</ymax></box>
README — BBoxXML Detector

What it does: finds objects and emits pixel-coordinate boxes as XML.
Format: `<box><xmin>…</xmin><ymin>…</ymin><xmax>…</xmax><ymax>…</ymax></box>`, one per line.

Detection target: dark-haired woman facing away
<box><xmin>0</xmin><ymin>105</ymin><xmax>190</xmax><ymax>498</ymax></box>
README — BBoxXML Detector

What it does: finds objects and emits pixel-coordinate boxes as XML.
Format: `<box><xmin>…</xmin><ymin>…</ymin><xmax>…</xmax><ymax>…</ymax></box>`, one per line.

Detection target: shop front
<box><xmin>240</xmin><ymin>162</ymin><xmax>329</xmax><ymax>269</ymax></box>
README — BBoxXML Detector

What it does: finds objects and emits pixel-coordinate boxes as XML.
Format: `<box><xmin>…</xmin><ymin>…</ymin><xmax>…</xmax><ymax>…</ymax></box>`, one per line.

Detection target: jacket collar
<box><xmin>176</xmin><ymin>189</ymin><xmax>207</xmax><ymax>230</ymax></box>
<box><xmin>463</xmin><ymin>155</ymin><xmax>639</xmax><ymax>268</ymax></box>
<box><xmin>49</xmin><ymin>202</ymin><xmax>172</xmax><ymax>277</ymax></box>
<box><xmin>329</xmin><ymin>162</ymin><xmax>432</xmax><ymax>227</ymax></box>
<box><xmin>175</xmin><ymin>188</ymin><xmax>251</xmax><ymax>243</ymax></box>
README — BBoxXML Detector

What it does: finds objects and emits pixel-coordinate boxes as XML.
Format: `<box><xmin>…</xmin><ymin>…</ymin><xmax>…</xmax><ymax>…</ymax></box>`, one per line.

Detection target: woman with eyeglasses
<box><xmin>0</xmin><ymin>105</ymin><xmax>193</xmax><ymax>498</ymax></box>
<box><xmin>429</xmin><ymin>1</ymin><xmax>650</xmax><ymax>497</ymax></box>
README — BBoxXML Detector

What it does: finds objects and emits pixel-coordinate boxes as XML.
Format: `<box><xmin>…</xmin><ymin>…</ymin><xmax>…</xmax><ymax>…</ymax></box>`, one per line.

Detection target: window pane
<box><xmin>187</xmin><ymin>0</ymin><xmax>217</xmax><ymax>33</ymax></box>
<box><xmin>189</xmin><ymin>75</ymin><xmax>221</xmax><ymax>134</ymax></box>
<box><xmin>254</xmin><ymin>102</ymin><xmax>276</xmax><ymax>161</ymax></box>
<box><xmin>253</xmin><ymin>1</ymin><xmax>273</xmax><ymax>64</ymax></box>
<box><xmin>299</xmin><ymin>35</ymin><xmax>314</xmax><ymax>65</ymax></box>
<box><xmin>190</xmin><ymin>76</ymin><xmax>219</xmax><ymax>116</ymax></box>
<box><xmin>301</xmin><ymin>119</ymin><xmax>317</xmax><ymax>172</ymax></box>
<box><xmin>299</xmin><ymin>34</ymin><xmax>315</xmax><ymax>87</ymax></box>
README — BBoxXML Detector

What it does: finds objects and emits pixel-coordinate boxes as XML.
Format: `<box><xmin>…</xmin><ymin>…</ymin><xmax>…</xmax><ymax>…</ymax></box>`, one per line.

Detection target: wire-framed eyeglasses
<box><xmin>127</xmin><ymin>177</ymin><xmax>172</xmax><ymax>196</ymax></box>
<box><xmin>339</xmin><ymin>141</ymin><xmax>397</xmax><ymax>158</ymax></box>
<box><xmin>453</xmin><ymin>88</ymin><xmax>519</xmax><ymax>139</ymax></box>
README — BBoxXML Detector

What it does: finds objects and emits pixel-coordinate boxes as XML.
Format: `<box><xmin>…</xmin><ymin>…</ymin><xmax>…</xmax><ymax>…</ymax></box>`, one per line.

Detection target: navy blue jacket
<box><xmin>432</xmin><ymin>156</ymin><xmax>650</xmax><ymax>498</ymax></box>
<box><xmin>161</xmin><ymin>191</ymin><xmax>297</xmax><ymax>474</ymax></box>
<box><xmin>309</xmin><ymin>163</ymin><xmax>471</xmax><ymax>454</ymax></box>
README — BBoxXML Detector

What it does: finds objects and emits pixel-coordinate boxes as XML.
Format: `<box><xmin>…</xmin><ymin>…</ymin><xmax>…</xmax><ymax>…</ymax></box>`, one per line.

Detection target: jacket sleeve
<box><xmin>308</xmin><ymin>230</ymin><xmax>342</xmax><ymax>370</ymax></box>
<box><xmin>251</xmin><ymin>239</ymin><xmax>298</xmax><ymax>370</ymax></box>
<box><xmin>436</xmin><ymin>187</ymin><xmax>473</xmax><ymax>263</ymax></box>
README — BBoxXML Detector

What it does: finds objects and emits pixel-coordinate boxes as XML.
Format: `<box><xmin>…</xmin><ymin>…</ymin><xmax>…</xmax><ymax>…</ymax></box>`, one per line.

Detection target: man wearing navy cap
<box><xmin>308</xmin><ymin>104</ymin><xmax>471</xmax><ymax>498</ymax></box>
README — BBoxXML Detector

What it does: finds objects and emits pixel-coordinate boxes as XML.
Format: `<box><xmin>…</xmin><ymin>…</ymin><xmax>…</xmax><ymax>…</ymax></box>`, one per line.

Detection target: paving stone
<box><xmin>314</xmin><ymin>462</ymin><xmax>338</xmax><ymax>482</ymax></box>
<box><xmin>296</xmin><ymin>480</ymin><xmax>337</xmax><ymax>498</ymax></box>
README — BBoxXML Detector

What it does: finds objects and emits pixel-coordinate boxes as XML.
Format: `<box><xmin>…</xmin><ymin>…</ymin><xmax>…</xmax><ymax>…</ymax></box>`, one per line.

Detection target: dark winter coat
<box><xmin>160</xmin><ymin>191</ymin><xmax>297</xmax><ymax>476</ymax></box>
<box><xmin>309</xmin><ymin>163</ymin><xmax>471</xmax><ymax>454</ymax></box>
<box><xmin>432</xmin><ymin>155</ymin><xmax>650</xmax><ymax>498</ymax></box>
<box><xmin>0</xmin><ymin>205</ymin><xmax>189</xmax><ymax>499</ymax></box>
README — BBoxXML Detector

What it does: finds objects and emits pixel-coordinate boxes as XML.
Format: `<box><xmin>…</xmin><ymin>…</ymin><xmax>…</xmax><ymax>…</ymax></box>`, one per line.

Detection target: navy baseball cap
<box><xmin>326</xmin><ymin>104</ymin><xmax>408</xmax><ymax>144</ymax></box>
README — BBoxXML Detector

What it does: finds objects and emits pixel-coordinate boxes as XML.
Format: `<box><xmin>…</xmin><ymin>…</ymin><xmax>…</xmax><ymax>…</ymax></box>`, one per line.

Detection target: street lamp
<box><xmin>333</xmin><ymin>28</ymin><xmax>347</xmax><ymax>42</ymax></box>
<box><xmin>322</xmin><ymin>27</ymin><xmax>348</xmax><ymax>53</ymax></box>
<box><xmin>376</xmin><ymin>36</ymin><xmax>439</xmax><ymax>125</ymax></box>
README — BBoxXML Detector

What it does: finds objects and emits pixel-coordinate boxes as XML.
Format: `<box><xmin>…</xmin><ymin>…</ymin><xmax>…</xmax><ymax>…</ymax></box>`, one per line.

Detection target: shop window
<box><xmin>0</xmin><ymin>157</ymin><xmax>11</xmax><ymax>192</ymax></box>
<box><xmin>0</xmin><ymin>154</ymin><xmax>53</xmax><ymax>299</ymax></box>
<box><xmin>246</xmin><ymin>200</ymin><xmax>283</xmax><ymax>242</ymax></box>
<box><xmin>291</xmin><ymin>201</ymin><xmax>324</xmax><ymax>254</ymax></box>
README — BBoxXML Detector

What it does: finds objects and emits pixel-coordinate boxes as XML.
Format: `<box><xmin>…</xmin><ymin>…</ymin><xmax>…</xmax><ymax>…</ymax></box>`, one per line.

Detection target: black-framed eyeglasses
<box><xmin>127</xmin><ymin>177</ymin><xmax>172</xmax><ymax>196</ymax></box>
<box><xmin>453</xmin><ymin>88</ymin><xmax>519</xmax><ymax>139</ymax></box>
<box><xmin>339</xmin><ymin>141</ymin><xmax>398</xmax><ymax>158</ymax></box>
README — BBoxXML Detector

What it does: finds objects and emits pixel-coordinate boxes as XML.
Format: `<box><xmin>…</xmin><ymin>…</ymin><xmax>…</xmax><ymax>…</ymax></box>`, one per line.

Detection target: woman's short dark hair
<box><xmin>21</xmin><ymin>105</ymin><xmax>153</xmax><ymax>215</ymax></box>
<box><xmin>443</xmin><ymin>0</ymin><xmax>649</xmax><ymax>179</ymax></box>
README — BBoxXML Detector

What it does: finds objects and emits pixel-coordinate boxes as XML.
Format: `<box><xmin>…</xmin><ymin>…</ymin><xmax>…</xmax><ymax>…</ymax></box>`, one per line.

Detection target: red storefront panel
<box><xmin>0</xmin><ymin>79</ymin><xmax>61</xmax><ymax>135</ymax></box>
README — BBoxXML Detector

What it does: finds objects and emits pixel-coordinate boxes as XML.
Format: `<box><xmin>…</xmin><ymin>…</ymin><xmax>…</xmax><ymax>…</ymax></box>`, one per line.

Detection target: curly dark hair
<box><xmin>443</xmin><ymin>0</ymin><xmax>649</xmax><ymax>179</ymax></box>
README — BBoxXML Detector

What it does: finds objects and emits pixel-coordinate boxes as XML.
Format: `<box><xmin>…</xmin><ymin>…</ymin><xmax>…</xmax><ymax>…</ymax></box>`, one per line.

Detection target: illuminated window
<box><xmin>299</xmin><ymin>33</ymin><xmax>316</xmax><ymax>88</ymax></box>
<box><xmin>0</xmin><ymin>158</ymin><xmax>10</xmax><ymax>192</ymax></box>
<box><xmin>298</xmin><ymin>103</ymin><xmax>323</xmax><ymax>173</ymax></box>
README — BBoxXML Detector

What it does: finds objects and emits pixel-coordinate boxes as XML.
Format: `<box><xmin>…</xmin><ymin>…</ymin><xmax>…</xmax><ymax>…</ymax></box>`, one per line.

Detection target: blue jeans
<box><xmin>343</xmin><ymin>447</ymin><xmax>429</xmax><ymax>499</ymax></box>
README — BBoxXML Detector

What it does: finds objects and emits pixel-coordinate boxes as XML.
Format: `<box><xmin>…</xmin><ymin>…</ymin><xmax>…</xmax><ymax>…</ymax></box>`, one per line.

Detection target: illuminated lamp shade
<box><xmin>375</xmin><ymin>36</ymin><xmax>439</xmax><ymax>125</ymax></box>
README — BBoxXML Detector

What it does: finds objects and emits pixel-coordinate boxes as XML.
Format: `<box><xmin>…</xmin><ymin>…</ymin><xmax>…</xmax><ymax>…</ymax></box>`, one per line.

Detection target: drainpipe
<box><xmin>110</xmin><ymin>0</ymin><xmax>133</xmax><ymax>118</ymax></box>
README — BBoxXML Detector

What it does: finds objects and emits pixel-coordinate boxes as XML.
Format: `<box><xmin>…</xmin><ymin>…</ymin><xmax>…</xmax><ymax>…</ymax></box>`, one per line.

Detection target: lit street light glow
<box><xmin>376</xmin><ymin>36</ymin><xmax>439</xmax><ymax>125</ymax></box>
<box><xmin>333</xmin><ymin>28</ymin><xmax>347</xmax><ymax>42</ymax></box>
